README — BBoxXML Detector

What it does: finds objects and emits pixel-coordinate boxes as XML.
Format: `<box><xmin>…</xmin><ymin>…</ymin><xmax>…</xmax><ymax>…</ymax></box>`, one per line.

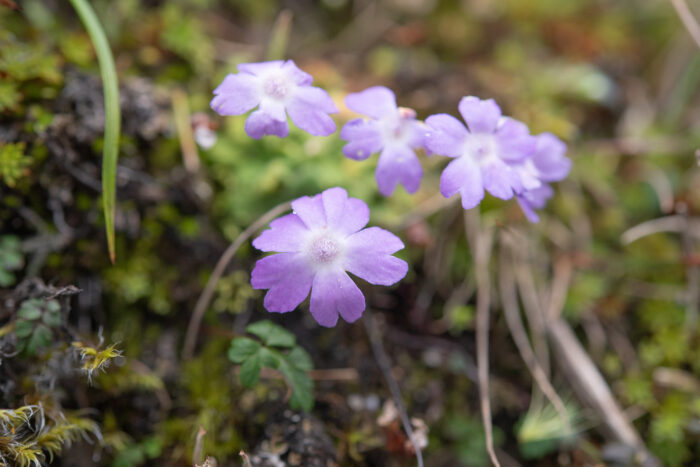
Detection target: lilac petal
<box><xmin>238</xmin><ymin>60</ymin><xmax>284</xmax><ymax>76</ymax></box>
<box><xmin>517</xmin><ymin>197</ymin><xmax>540</xmax><ymax>223</ymax></box>
<box><xmin>375</xmin><ymin>145</ymin><xmax>422</xmax><ymax>196</ymax></box>
<box><xmin>281</xmin><ymin>60</ymin><xmax>313</xmax><ymax>86</ymax></box>
<box><xmin>481</xmin><ymin>158</ymin><xmax>522</xmax><ymax>200</ymax></box>
<box><xmin>440</xmin><ymin>156</ymin><xmax>484</xmax><ymax>210</ymax></box>
<box><xmin>517</xmin><ymin>185</ymin><xmax>554</xmax><ymax>223</ymax></box>
<box><xmin>259</xmin><ymin>100</ymin><xmax>287</xmax><ymax>122</ymax></box>
<box><xmin>425</xmin><ymin>114</ymin><xmax>468</xmax><ymax>158</ymax></box>
<box><xmin>211</xmin><ymin>73</ymin><xmax>261</xmax><ymax>116</ymax></box>
<box><xmin>252</xmin><ymin>213</ymin><xmax>309</xmax><ymax>252</ymax></box>
<box><xmin>291</xmin><ymin>194</ymin><xmax>326</xmax><ymax>229</ymax></box>
<box><xmin>458</xmin><ymin>96</ymin><xmax>502</xmax><ymax>134</ymax></box>
<box><xmin>496</xmin><ymin>118</ymin><xmax>536</xmax><ymax>162</ymax></box>
<box><xmin>319</xmin><ymin>187</ymin><xmax>370</xmax><ymax>235</ymax></box>
<box><xmin>344</xmin><ymin>227</ymin><xmax>408</xmax><ymax>285</ymax></box>
<box><xmin>287</xmin><ymin>88</ymin><xmax>338</xmax><ymax>136</ymax></box>
<box><xmin>533</xmin><ymin>133</ymin><xmax>571</xmax><ymax>182</ymax></box>
<box><xmin>336</xmin><ymin>198</ymin><xmax>370</xmax><ymax>235</ymax></box>
<box><xmin>406</xmin><ymin>119</ymin><xmax>427</xmax><ymax>150</ymax></box>
<box><xmin>340</xmin><ymin>119</ymin><xmax>383</xmax><ymax>160</ymax></box>
<box><xmin>251</xmin><ymin>253</ymin><xmax>314</xmax><ymax>313</ymax></box>
<box><xmin>345</xmin><ymin>86</ymin><xmax>397</xmax><ymax>119</ymax></box>
<box><xmin>321</xmin><ymin>187</ymin><xmax>348</xmax><ymax>230</ymax></box>
<box><xmin>244</xmin><ymin>109</ymin><xmax>289</xmax><ymax>139</ymax></box>
<box><xmin>310</xmin><ymin>269</ymin><xmax>365</xmax><ymax>327</ymax></box>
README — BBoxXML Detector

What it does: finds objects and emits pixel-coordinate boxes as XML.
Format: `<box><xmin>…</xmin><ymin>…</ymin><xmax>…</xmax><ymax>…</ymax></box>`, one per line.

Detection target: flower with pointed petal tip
<box><xmin>251</xmin><ymin>187</ymin><xmax>408</xmax><ymax>327</ymax></box>
<box><xmin>211</xmin><ymin>60</ymin><xmax>338</xmax><ymax>139</ymax></box>
<box><xmin>340</xmin><ymin>86</ymin><xmax>426</xmax><ymax>196</ymax></box>
<box><xmin>425</xmin><ymin>96</ymin><xmax>537</xmax><ymax>209</ymax></box>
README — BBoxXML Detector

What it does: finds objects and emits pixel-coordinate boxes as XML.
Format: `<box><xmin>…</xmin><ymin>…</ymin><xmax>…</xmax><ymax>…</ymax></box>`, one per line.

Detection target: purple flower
<box><xmin>425</xmin><ymin>96</ymin><xmax>537</xmax><ymax>209</ymax></box>
<box><xmin>211</xmin><ymin>60</ymin><xmax>338</xmax><ymax>139</ymax></box>
<box><xmin>250</xmin><ymin>187</ymin><xmax>408</xmax><ymax>327</ymax></box>
<box><xmin>340</xmin><ymin>86</ymin><xmax>425</xmax><ymax>196</ymax></box>
<box><xmin>512</xmin><ymin>132</ymin><xmax>572</xmax><ymax>191</ymax></box>
<box><xmin>514</xmin><ymin>133</ymin><xmax>571</xmax><ymax>222</ymax></box>
<box><xmin>517</xmin><ymin>185</ymin><xmax>554</xmax><ymax>223</ymax></box>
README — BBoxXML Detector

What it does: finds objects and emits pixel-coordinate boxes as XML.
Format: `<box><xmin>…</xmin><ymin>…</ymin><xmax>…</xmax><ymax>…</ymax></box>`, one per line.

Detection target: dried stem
<box><xmin>464</xmin><ymin>209</ymin><xmax>499</xmax><ymax>467</ymax></box>
<box><xmin>183</xmin><ymin>201</ymin><xmax>292</xmax><ymax>359</ymax></box>
<box><xmin>669</xmin><ymin>0</ymin><xmax>700</xmax><ymax>50</ymax></box>
<box><xmin>363</xmin><ymin>313</ymin><xmax>424</xmax><ymax>467</ymax></box>
<box><xmin>499</xmin><ymin>239</ymin><xmax>571</xmax><ymax>436</ymax></box>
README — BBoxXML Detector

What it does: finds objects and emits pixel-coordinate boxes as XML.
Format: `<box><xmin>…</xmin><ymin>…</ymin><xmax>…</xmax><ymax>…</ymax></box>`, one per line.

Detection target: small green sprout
<box><xmin>14</xmin><ymin>298</ymin><xmax>62</xmax><ymax>356</ymax></box>
<box><xmin>72</xmin><ymin>341</ymin><xmax>123</xmax><ymax>382</ymax></box>
<box><xmin>0</xmin><ymin>235</ymin><xmax>24</xmax><ymax>287</ymax></box>
<box><xmin>228</xmin><ymin>320</ymin><xmax>314</xmax><ymax>411</ymax></box>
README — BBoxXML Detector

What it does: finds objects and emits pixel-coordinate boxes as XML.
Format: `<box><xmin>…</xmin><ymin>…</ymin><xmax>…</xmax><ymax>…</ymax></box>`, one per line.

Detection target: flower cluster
<box><xmin>424</xmin><ymin>97</ymin><xmax>571</xmax><ymax>215</ymax></box>
<box><xmin>211</xmin><ymin>60</ymin><xmax>572</xmax><ymax>326</ymax></box>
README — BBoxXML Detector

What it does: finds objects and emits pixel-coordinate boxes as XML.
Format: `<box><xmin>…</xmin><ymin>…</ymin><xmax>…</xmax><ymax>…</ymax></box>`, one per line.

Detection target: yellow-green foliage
<box><xmin>0</xmin><ymin>143</ymin><xmax>31</xmax><ymax>187</ymax></box>
<box><xmin>0</xmin><ymin>405</ymin><xmax>99</xmax><ymax>467</ymax></box>
<box><xmin>73</xmin><ymin>341</ymin><xmax>123</xmax><ymax>382</ymax></box>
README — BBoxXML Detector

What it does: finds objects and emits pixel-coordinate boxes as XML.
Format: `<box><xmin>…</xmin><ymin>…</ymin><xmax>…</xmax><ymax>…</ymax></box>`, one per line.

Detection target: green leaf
<box><xmin>18</xmin><ymin>300</ymin><xmax>42</xmax><ymax>320</ymax></box>
<box><xmin>239</xmin><ymin>353</ymin><xmax>262</xmax><ymax>387</ymax></box>
<box><xmin>246</xmin><ymin>320</ymin><xmax>296</xmax><ymax>348</ymax></box>
<box><xmin>42</xmin><ymin>309</ymin><xmax>62</xmax><ymax>328</ymax></box>
<box><xmin>27</xmin><ymin>324</ymin><xmax>52</xmax><ymax>355</ymax></box>
<box><xmin>228</xmin><ymin>337</ymin><xmax>261</xmax><ymax>363</ymax></box>
<box><xmin>14</xmin><ymin>319</ymin><xmax>34</xmax><ymax>338</ymax></box>
<box><xmin>68</xmin><ymin>0</ymin><xmax>121</xmax><ymax>262</ymax></box>
<box><xmin>279</xmin><ymin>358</ymin><xmax>314</xmax><ymax>411</ymax></box>
<box><xmin>287</xmin><ymin>346</ymin><xmax>313</xmax><ymax>371</ymax></box>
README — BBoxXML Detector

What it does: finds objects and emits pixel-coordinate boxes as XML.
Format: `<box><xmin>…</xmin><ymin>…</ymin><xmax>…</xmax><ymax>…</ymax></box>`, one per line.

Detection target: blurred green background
<box><xmin>3</xmin><ymin>0</ymin><xmax>700</xmax><ymax>465</ymax></box>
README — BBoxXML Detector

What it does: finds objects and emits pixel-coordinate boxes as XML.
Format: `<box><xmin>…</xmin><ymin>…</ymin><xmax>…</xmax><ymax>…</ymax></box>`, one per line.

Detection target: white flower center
<box><xmin>263</xmin><ymin>75</ymin><xmax>289</xmax><ymax>100</ymax></box>
<box><xmin>381</xmin><ymin>109</ymin><xmax>417</xmax><ymax>147</ymax></box>
<box><xmin>308</xmin><ymin>234</ymin><xmax>342</xmax><ymax>265</ymax></box>
<box><xmin>463</xmin><ymin>133</ymin><xmax>498</xmax><ymax>162</ymax></box>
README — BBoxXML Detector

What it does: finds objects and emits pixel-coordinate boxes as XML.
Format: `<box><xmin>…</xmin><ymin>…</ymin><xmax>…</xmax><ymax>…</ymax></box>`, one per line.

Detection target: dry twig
<box><xmin>669</xmin><ymin>0</ymin><xmax>700</xmax><ymax>50</ymax></box>
<box><xmin>183</xmin><ymin>201</ymin><xmax>292</xmax><ymax>359</ymax></box>
<box><xmin>363</xmin><ymin>314</ymin><xmax>424</xmax><ymax>467</ymax></box>
<box><xmin>464</xmin><ymin>210</ymin><xmax>499</xmax><ymax>467</ymax></box>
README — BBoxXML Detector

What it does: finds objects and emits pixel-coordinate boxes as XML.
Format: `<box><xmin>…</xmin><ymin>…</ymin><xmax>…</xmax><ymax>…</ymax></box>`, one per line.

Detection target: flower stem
<box><xmin>68</xmin><ymin>0</ymin><xmax>120</xmax><ymax>263</ymax></box>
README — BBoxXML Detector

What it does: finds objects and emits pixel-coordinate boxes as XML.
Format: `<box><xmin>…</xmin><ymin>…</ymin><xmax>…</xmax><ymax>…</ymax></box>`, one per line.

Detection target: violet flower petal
<box><xmin>425</xmin><ymin>114</ymin><xmax>468</xmax><ymax>158</ymax></box>
<box><xmin>210</xmin><ymin>73</ymin><xmax>261</xmax><ymax>115</ymax></box>
<box><xmin>252</xmin><ymin>214</ymin><xmax>309</xmax><ymax>253</ymax></box>
<box><xmin>251</xmin><ymin>253</ymin><xmax>314</xmax><ymax>312</ymax></box>
<box><xmin>310</xmin><ymin>269</ymin><xmax>365</xmax><ymax>327</ymax></box>
<box><xmin>344</xmin><ymin>227</ymin><xmax>408</xmax><ymax>285</ymax></box>
<box><xmin>345</xmin><ymin>86</ymin><xmax>397</xmax><ymax>119</ymax></box>
<box><xmin>458</xmin><ymin>96</ymin><xmax>502</xmax><ymax>134</ymax></box>
<box><xmin>375</xmin><ymin>145</ymin><xmax>423</xmax><ymax>196</ymax></box>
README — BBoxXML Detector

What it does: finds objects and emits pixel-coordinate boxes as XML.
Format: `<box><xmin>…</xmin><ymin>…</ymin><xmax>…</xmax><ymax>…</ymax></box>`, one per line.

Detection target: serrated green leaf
<box><xmin>27</xmin><ymin>324</ymin><xmax>52</xmax><ymax>355</ymax></box>
<box><xmin>246</xmin><ymin>320</ymin><xmax>296</xmax><ymax>348</ymax></box>
<box><xmin>258</xmin><ymin>347</ymin><xmax>282</xmax><ymax>368</ymax></box>
<box><xmin>239</xmin><ymin>353</ymin><xmax>262</xmax><ymax>387</ymax></box>
<box><xmin>18</xmin><ymin>300</ymin><xmax>42</xmax><ymax>320</ymax></box>
<box><xmin>287</xmin><ymin>346</ymin><xmax>313</xmax><ymax>371</ymax></box>
<box><xmin>42</xmin><ymin>309</ymin><xmax>62</xmax><ymax>328</ymax></box>
<box><xmin>279</xmin><ymin>358</ymin><xmax>314</xmax><ymax>411</ymax></box>
<box><xmin>14</xmin><ymin>319</ymin><xmax>34</xmax><ymax>338</ymax></box>
<box><xmin>228</xmin><ymin>337</ymin><xmax>261</xmax><ymax>363</ymax></box>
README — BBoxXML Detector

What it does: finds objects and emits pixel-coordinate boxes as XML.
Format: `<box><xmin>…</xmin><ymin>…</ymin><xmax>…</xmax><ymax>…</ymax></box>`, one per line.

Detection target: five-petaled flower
<box><xmin>211</xmin><ymin>60</ymin><xmax>338</xmax><ymax>139</ymax></box>
<box><xmin>340</xmin><ymin>86</ymin><xmax>425</xmax><ymax>196</ymax></box>
<box><xmin>251</xmin><ymin>187</ymin><xmax>408</xmax><ymax>327</ymax></box>
<box><xmin>424</xmin><ymin>96</ymin><xmax>537</xmax><ymax>209</ymax></box>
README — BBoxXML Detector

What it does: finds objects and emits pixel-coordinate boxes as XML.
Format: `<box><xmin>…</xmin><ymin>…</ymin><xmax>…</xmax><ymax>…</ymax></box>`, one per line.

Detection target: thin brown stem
<box><xmin>363</xmin><ymin>313</ymin><xmax>424</xmax><ymax>467</ymax></box>
<box><xmin>670</xmin><ymin>0</ymin><xmax>700</xmax><ymax>50</ymax></box>
<box><xmin>183</xmin><ymin>201</ymin><xmax>292</xmax><ymax>359</ymax></box>
<box><xmin>499</xmin><ymin>239</ymin><xmax>571</xmax><ymax>436</ymax></box>
<box><xmin>465</xmin><ymin>209</ymin><xmax>499</xmax><ymax>467</ymax></box>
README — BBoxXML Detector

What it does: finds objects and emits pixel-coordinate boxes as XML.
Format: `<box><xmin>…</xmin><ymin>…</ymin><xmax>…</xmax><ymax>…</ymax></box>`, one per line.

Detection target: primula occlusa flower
<box><xmin>211</xmin><ymin>60</ymin><xmax>338</xmax><ymax>139</ymax></box>
<box><xmin>425</xmin><ymin>96</ymin><xmax>536</xmax><ymax>209</ymax></box>
<box><xmin>340</xmin><ymin>86</ymin><xmax>425</xmax><ymax>196</ymax></box>
<box><xmin>251</xmin><ymin>187</ymin><xmax>408</xmax><ymax>327</ymax></box>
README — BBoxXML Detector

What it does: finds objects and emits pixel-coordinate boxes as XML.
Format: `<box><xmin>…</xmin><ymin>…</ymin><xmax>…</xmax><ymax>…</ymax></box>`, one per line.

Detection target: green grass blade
<box><xmin>68</xmin><ymin>0</ymin><xmax>120</xmax><ymax>263</ymax></box>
